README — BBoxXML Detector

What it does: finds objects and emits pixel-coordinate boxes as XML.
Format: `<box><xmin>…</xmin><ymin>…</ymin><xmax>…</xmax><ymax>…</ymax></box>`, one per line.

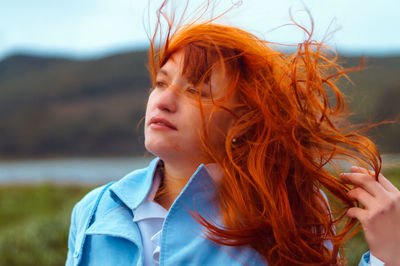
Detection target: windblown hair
<box><xmin>148</xmin><ymin>1</ymin><xmax>381</xmax><ymax>265</ymax></box>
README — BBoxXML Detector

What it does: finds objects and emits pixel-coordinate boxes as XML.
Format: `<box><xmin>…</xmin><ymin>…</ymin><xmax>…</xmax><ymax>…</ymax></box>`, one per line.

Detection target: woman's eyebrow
<box><xmin>157</xmin><ymin>69</ymin><xmax>169</xmax><ymax>77</ymax></box>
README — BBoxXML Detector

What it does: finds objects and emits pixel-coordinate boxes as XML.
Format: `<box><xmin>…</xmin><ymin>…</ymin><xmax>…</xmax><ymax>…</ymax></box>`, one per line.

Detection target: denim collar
<box><xmin>108</xmin><ymin>157</ymin><xmax>220</xmax><ymax>213</ymax></box>
<box><xmin>108</xmin><ymin>157</ymin><xmax>160</xmax><ymax>211</ymax></box>
<box><xmin>85</xmin><ymin>157</ymin><xmax>219</xmax><ymax>246</ymax></box>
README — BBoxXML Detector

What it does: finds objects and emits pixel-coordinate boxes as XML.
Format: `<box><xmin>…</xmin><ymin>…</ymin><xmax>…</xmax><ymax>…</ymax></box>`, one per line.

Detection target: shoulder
<box><xmin>71</xmin><ymin>158</ymin><xmax>158</xmax><ymax>223</ymax></box>
<box><xmin>70</xmin><ymin>157</ymin><xmax>159</xmax><ymax>230</ymax></box>
<box><xmin>71</xmin><ymin>182</ymin><xmax>115</xmax><ymax>227</ymax></box>
<box><xmin>75</xmin><ymin>183</ymin><xmax>112</xmax><ymax>211</ymax></box>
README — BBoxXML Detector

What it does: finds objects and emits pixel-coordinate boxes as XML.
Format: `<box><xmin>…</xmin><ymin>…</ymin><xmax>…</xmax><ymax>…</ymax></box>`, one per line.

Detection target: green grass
<box><xmin>0</xmin><ymin>183</ymin><xmax>93</xmax><ymax>266</ymax></box>
<box><xmin>0</xmin><ymin>167</ymin><xmax>399</xmax><ymax>265</ymax></box>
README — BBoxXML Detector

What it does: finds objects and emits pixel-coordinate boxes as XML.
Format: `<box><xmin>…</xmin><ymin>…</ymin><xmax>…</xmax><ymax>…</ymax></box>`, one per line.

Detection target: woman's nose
<box><xmin>155</xmin><ymin>85</ymin><xmax>179</xmax><ymax>113</ymax></box>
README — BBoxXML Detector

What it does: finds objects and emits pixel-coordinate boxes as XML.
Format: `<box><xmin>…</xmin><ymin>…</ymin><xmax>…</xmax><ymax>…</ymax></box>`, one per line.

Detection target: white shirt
<box><xmin>370</xmin><ymin>254</ymin><xmax>385</xmax><ymax>266</ymax></box>
<box><xmin>132</xmin><ymin>164</ymin><xmax>167</xmax><ymax>265</ymax></box>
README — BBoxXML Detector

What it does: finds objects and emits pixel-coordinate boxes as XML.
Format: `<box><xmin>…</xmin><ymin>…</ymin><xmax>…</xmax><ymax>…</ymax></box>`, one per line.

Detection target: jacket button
<box><xmin>73</xmin><ymin>250</ymin><xmax>79</xmax><ymax>258</ymax></box>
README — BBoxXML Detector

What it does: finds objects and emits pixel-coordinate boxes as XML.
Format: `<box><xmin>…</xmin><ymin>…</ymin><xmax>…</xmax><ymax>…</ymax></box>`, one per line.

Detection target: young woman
<box><xmin>66</xmin><ymin>2</ymin><xmax>400</xmax><ymax>265</ymax></box>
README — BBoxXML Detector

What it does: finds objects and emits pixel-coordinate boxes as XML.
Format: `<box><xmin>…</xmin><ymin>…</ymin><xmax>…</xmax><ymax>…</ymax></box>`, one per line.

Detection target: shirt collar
<box><xmin>109</xmin><ymin>157</ymin><xmax>223</xmax><ymax>213</ymax></box>
<box><xmin>109</xmin><ymin>157</ymin><xmax>160</xmax><ymax>211</ymax></box>
<box><xmin>132</xmin><ymin>162</ymin><xmax>167</xmax><ymax>222</ymax></box>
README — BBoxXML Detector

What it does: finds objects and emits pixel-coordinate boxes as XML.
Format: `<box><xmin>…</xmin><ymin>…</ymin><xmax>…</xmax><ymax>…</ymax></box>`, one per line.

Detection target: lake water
<box><xmin>0</xmin><ymin>156</ymin><xmax>154</xmax><ymax>184</ymax></box>
<box><xmin>0</xmin><ymin>155</ymin><xmax>399</xmax><ymax>185</ymax></box>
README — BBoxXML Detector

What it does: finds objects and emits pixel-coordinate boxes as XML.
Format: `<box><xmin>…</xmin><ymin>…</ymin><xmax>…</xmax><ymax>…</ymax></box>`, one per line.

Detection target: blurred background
<box><xmin>0</xmin><ymin>0</ymin><xmax>399</xmax><ymax>265</ymax></box>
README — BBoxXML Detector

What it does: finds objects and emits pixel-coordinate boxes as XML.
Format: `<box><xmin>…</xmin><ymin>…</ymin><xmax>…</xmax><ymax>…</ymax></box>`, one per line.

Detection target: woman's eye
<box><xmin>185</xmin><ymin>87</ymin><xmax>208</xmax><ymax>97</ymax></box>
<box><xmin>186</xmin><ymin>87</ymin><xmax>199</xmax><ymax>95</ymax></box>
<box><xmin>155</xmin><ymin>81</ymin><xmax>167</xmax><ymax>88</ymax></box>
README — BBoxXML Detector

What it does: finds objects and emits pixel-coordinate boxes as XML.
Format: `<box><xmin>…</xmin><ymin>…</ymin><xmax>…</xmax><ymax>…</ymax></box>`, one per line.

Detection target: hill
<box><xmin>338</xmin><ymin>56</ymin><xmax>400</xmax><ymax>152</ymax></box>
<box><xmin>0</xmin><ymin>52</ymin><xmax>150</xmax><ymax>157</ymax></box>
<box><xmin>0</xmin><ymin>51</ymin><xmax>399</xmax><ymax>157</ymax></box>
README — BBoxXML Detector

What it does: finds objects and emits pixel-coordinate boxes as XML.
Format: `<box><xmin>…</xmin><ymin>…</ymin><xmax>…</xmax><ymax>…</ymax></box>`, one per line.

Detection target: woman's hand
<box><xmin>341</xmin><ymin>166</ymin><xmax>400</xmax><ymax>265</ymax></box>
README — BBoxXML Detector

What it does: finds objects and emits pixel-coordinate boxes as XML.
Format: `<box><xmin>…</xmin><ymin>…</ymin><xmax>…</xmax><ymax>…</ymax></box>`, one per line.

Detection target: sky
<box><xmin>0</xmin><ymin>0</ymin><xmax>399</xmax><ymax>61</ymax></box>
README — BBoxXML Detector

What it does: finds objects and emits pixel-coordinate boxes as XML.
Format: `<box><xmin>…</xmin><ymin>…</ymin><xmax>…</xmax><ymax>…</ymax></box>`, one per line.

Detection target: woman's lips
<box><xmin>149</xmin><ymin>117</ymin><xmax>177</xmax><ymax>130</ymax></box>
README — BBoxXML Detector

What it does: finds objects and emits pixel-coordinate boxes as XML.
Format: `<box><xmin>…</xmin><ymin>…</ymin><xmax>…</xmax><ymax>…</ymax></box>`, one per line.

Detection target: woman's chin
<box><xmin>145</xmin><ymin>145</ymin><xmax>203</xmax><ymax>166</ymax></box>
<box><xmin>145</xmin><ymin>141</ymin><xmax>177</xmax><ymax>159</ymax></box>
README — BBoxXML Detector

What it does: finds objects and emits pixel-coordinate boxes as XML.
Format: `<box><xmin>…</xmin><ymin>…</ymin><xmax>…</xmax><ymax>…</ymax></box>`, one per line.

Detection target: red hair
<box><xmin>148</xmin><ymin>1</ymin><xmax>381</xmax><ymax>265</ymax></box>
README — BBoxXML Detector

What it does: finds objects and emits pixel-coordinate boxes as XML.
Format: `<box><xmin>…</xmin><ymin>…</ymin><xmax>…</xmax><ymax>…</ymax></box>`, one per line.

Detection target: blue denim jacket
<box><xmin>66</xmin><ymin>157</ymin><xmax>372</xmax><ymax>265</ymax></box>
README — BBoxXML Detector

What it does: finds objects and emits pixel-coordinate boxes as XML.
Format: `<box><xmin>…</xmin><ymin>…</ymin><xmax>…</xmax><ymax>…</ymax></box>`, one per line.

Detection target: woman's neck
<box><xmin>154</xmin><ymin>160</ymin><xmax>198</xmax><ymax>210</ymax></box>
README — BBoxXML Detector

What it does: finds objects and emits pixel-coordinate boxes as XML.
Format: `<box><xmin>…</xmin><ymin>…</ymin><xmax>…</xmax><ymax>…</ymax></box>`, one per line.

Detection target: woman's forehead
<box><xmin>161</xmin><ymin>50</ymin><xmax>227</xmax><ymax>82</ymax></box>
<box><xmin>161</xmin><ymin>56</ymin><xmax>229</xmax><ymax>92</ymax></box>
<box><xmin>158</xmin><ymin>51</ymin><xmax>184</xmax><ymax>74</ymax></box>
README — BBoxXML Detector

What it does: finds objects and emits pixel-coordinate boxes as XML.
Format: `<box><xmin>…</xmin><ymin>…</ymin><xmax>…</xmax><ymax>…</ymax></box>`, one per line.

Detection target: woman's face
<box><xmin>144</xmin><ymin>50</ymin><xmax>237</xmax><ymax>165</ymax></box>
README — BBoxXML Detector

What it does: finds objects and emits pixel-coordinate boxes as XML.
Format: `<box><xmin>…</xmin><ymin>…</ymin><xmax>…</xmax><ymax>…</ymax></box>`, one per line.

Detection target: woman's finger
<box><xmin>378</xmin><ymin>173</ymin><xmax>399</xmax><ymax>194</ymax></box>
<box><xmin>350</xmin><ymin>166</ymin><xmax>372</xmax><ymax>174</ymax></box>
<box><xmin>351</xmin><ymin>166</ymin><xmax>399</xmax><ymax>193</ymax></box>
<box><xmin>347</xmin><ymin>187</ymin><xmax>376</xmax><ymax>209</ymax></box>
<box><xmin>340</xmin><ymin>172</ymin><xmax>386</xmax><ymax>198</ymax></box>
<box><xmin>346</xmin><ymin>207</ymin><xmax>367</xmax><ymax>222</ymax></box>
